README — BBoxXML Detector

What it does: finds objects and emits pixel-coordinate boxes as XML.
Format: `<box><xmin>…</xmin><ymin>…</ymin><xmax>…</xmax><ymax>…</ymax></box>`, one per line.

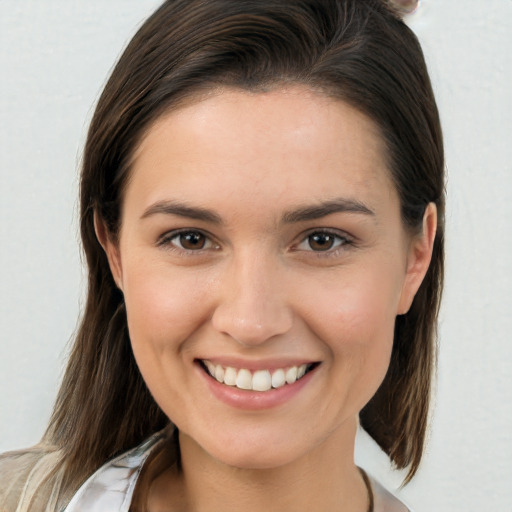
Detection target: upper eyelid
<box><xmin>297</xmin><ymin>228</ymin><xmax>353</xmax><ymax>242</ymax></box>
<box><xmin>157</xmin><ymin>228</ymin><xmax>218</xmax><ymax>248</ymax></box>
<box><xmin>292</xmin><ymin>228</ymin><xmax>355</xmax><ymax>254</ymax></box>
<box><xmin>156</xmin><ymin>227</ymin><xmax>354</xmax><ymax>250</ymax></box>
<box><xmin>159</xmin><ymin>227</ymin><xmax>211</xmax><ymax>238</ymax></box>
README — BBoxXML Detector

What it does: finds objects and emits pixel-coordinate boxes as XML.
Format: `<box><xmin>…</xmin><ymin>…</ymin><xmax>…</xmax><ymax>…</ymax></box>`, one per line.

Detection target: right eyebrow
<box><xmin>282</xmin><ymin>197</ymin><xmax>376</xmax><ymax>223</ymax></box>
<box><xmin>140</xmin><ymin>200</ymin><xmax>223</xmax><ymax>224</ymax></box>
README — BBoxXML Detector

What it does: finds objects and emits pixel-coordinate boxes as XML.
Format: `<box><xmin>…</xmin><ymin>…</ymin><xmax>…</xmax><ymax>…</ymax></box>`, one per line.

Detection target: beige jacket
<box><xmin>0</xmin><ymin>443</ymin><xmax>74</xmax><ymax>512</ymax></box>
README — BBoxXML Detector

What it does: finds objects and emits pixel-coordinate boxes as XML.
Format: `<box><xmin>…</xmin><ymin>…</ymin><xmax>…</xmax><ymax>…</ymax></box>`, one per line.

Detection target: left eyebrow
<box><xmin>282</xmin><ymin>198</ymin><xmax>375</xmax><ymax>223</ymax></box>
<box><xmin>140</xmin><ymin>200</ymin><xmax>223</xmax><ymax>224</ymax></box>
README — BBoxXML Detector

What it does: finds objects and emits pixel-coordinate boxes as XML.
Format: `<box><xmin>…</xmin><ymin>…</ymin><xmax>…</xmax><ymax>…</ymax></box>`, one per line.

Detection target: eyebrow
<box><xmin>282</xmin><ymin>198</ymin><xmax>375</xmax><ymax>223</ymax></box>
<box><xmin>140</xmin><ymin>197</ymin><xmax>375</xmax><ymax>225</ymax></box>
<box><xmin>141</xmin><ymin>200</ymin><xmax>223</xmax><ymax>224</ymax></box>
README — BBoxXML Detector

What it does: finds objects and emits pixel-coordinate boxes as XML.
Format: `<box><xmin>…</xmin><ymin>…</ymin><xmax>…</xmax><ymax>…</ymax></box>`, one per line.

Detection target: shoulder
<box><xmin>0</xmin><ymin>430</ymin><xmax>172</xmax><ymax>512</ymax></box>
<box><xmin>0</xmin><ymin>444</ymin><xmax>69</xmax><ymax>512</ymax></box>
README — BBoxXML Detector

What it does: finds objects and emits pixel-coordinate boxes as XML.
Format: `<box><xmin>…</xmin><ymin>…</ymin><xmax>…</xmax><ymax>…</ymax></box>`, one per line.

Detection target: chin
<box><xmin>180</xmin><ymin>425</ymin><xmax>317</xmax><ymax>471</ymax></box>
<box><xmin>209</xmin><ymin>443</ymin><xmax>304</xmax><ymax>471</ymax></box>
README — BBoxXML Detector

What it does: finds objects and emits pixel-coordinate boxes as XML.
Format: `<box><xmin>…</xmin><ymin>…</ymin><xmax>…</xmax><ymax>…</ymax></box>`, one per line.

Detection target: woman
<box><xmin>0</xmin><ymin>1</ymin><xmax>444</xmax><ymax>511</ymax></box>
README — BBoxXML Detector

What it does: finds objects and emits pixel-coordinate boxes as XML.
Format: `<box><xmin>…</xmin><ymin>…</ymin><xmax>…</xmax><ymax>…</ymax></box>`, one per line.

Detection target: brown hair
<box><xmin>44</xmin><ymin>0</ymin><xmax>444</xmax><ymax>490</ymax></box>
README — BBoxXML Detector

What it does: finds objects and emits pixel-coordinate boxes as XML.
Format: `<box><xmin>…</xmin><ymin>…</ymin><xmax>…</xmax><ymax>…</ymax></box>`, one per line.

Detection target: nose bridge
<box><xmin>211</xmin><ymin>246</ymin><xmax>292</xmax><ymax>346</ymax></box>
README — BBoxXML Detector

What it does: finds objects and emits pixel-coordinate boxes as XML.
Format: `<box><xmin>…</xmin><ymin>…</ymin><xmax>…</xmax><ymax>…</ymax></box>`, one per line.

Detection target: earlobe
<box><xmin>94</xmin><ymin>212</ymin><xmax>124</xmax><ymax>291</ymax></box>
<box><xmin>397</xmin><ymin>203</ymin><xmax>437</xmax><ymax>315</ymax></box>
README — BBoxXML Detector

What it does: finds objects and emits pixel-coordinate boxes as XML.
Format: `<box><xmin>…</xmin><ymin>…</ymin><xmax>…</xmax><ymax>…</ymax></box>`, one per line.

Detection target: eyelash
<box><xmin>157</xmin><ymin>229</ymin><xmax>220</xmax><ymax>253</ymax></box>
<box><xmin>156</xmin><ymin>228</ymin><xmax>354</xmax><ymax>257</ymax></box>
<box><xmin>293</xmin><ymin>229</ymin><xmax>354</xmax><ymax>257</ymax></box>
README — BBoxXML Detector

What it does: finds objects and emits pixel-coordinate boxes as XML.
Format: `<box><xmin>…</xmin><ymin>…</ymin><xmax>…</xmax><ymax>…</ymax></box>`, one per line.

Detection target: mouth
<box><xmin>198</xmin><ymin>359</ymin><xmax>320</xmax><ymax>392</ymax></box>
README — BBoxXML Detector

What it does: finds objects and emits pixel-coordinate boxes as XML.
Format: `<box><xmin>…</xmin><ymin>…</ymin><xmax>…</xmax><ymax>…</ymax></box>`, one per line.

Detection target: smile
<box><xmin>200</xmin><ymin>360</ymin><xmax>317</xmax><ymax>392</ymax></box>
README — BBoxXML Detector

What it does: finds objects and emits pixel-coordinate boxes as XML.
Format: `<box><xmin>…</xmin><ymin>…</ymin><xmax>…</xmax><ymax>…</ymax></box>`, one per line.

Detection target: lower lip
<box><xmin>196</xmin><ymin>363</ymin><xmax>318</xmax><ymax>411</ymax></box>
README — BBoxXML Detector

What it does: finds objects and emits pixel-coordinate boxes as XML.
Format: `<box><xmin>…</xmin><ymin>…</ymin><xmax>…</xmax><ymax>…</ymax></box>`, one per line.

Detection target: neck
<box><xmin>149</xmin><ymin>418</ymin><xmax>369</xmax><ymax>512</ymax></box>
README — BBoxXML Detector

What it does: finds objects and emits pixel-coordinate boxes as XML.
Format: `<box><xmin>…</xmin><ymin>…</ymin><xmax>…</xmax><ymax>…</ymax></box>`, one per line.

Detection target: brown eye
<box><xmin>178</xmin><ymin>231</ymin><xmax>207</xmax><ymax>250</ymax></box>
<box><xmin>159</xmin><ymin>229</ymin><xmax>219</xmax><ymax>253</ymax></box>
<box><xmin>295</xmin><ymin>231</ymin><xmax>350</xmax><ymax>254</ymax></box>
<box><xmin>308</xmin><ymin>233</ymin><xmax>337</xmax><ymax>251</ymax></box>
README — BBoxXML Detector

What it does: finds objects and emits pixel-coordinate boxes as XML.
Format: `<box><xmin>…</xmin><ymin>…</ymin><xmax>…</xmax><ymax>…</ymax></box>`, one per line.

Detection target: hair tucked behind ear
<box><xmin>43</xmin><ymin>0</ymin><xmax>444</xmax><ymax>491</ymax></box>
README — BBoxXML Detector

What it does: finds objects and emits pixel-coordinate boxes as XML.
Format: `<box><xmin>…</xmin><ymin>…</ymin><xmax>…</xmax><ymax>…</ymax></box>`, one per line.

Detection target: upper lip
<box><xmin>195</xmin><ymin>357</ymin><xmax>320</xmax><ymax>371</ymax></box>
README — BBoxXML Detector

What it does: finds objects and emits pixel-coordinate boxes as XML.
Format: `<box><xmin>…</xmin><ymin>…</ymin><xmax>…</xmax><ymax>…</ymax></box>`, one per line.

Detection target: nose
<box><xmin>211</xmin><ymin>249</ymin><xmax>293</xmax><ymax>346</ymax></box>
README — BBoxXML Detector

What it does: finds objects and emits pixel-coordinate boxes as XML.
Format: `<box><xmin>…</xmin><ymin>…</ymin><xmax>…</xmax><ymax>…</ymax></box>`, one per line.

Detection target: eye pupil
<box><xmin>180</xmin><ymin>232</ymin><xmax>206</xmax><ymax>250</ymax></box>
<box><xmin>309</xmin><ymin>233</ymin><xmax>334</xmax><ymax>251</ymax></box>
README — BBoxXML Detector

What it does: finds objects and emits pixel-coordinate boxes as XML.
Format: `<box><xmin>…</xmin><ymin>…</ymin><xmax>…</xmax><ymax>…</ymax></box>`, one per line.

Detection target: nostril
<box><xmin>211</xmin><ymin>306</ymin><xmax>293</xmax><ymax>347</ymax></box>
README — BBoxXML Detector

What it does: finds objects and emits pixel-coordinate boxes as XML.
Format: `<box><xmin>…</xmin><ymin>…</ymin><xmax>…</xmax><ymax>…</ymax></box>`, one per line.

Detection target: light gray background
<box><xmin>1</xmin><ymin>1</ymin><xmax>511</xmax><ymax>510</ymax></box>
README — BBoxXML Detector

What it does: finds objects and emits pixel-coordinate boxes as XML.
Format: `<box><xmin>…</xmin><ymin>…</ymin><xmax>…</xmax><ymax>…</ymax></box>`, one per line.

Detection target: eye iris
<box><xmin>309</xmin><ymin>233</ymin><xmax>335</xmax><ymax>251</ymax></box>
<box><xmin>180</xmin><ymin>232</ymin><xmax>205</xmax><ymax>250</ymax></box>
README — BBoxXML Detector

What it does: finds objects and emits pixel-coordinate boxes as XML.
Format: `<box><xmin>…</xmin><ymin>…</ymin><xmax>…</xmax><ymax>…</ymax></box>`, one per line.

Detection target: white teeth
<box><xmin>271</xmin><ymin>369</ymin><xmax>286</xmax><ymax>389</ymax></box>
<box><xmin>203</xmin><ymin>360</ymin><xmax>313</xmax><ymax>392</ymax></box>
<box><xmin>285</xmin><ymin>366</ymin><xmax>298</xmax><ymax>384</ymax></box>
<box><xmin>223</xmin><ymin>366</ymin><xmax>237</xmax><ymax>386</ymax></box>
<box><xmin>236</xmin><ymin>369</ymin><xmax>253</xmax><ymax>390</ymax></box>
<box><xmin>205</xmin><ymin>360</ymin><xmax>216</xmax><ymax>376</ymax></box>
<box><xmin>214</xmin><ymin>365</ymin><xmax>225</xmax><ymax>383</ymax></box>
<box><xmin>252</xmin><ymin>370</ymin><xmax>272</xmax><ymax>392</ymax></box>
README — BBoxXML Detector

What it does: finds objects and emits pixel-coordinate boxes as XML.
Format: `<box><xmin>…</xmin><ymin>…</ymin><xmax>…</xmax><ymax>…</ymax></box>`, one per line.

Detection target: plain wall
<box><xmin>1</xmin><ymin>1</ymin><xmax>511</xmax><ymax>510</ymax></box>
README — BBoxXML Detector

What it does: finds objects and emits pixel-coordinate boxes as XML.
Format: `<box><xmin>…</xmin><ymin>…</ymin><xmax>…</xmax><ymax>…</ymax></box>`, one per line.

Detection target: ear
<box><xmin>397</xmin><ymin>203</ymin><xmax>437</xmax><ymax>315</ymax></box>
<box><xmin>94</xmin><ymin>212</ymin><xmax>124</xmax><ymax>291</ymax></box>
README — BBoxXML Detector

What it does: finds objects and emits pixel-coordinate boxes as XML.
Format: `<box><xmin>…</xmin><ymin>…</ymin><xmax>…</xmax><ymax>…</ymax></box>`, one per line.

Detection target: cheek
<box><xmin>122</xmin><ymin>259</ymin><xmax>214</xmax><ymax>355</ymax></box>
<box><xmin>298</xmin><ymin>269</ymin><xmax>400</xmax><ymax>406</ymax></box>
<box><xmin>302</xmin><ymin>266</ymin><xmax>399</xmax><ymax>345</ymax></box>
<box><xmin>120</xmin><ymin>260</ymin><xmax>217</xmax><ymax>422</ymax></box>
<box><xmin>329</xmin><ymin>284</ymin><xmax>395</xmax><ymax>375</ymax></box>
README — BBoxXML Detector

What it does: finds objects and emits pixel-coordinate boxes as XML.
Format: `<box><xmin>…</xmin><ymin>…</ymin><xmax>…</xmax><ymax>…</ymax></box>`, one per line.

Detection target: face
<box><xmin>101</xmin><ymin>86</ymin><xmax>434</xmax><ymax>470</ymax></box>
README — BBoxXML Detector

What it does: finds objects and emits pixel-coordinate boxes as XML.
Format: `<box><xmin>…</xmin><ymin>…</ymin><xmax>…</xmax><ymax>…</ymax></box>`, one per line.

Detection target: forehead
<box><xmin>127</xmin><ymin>86</ymin><xmax>395</xmax><ymax>218</ymax></box>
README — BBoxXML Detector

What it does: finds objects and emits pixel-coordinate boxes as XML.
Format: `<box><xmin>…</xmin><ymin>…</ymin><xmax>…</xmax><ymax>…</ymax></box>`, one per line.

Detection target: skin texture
<box><xmin>98</xmin><ymin>86</ymin><xmax>436</xmax><ymax>512</ymax></box>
